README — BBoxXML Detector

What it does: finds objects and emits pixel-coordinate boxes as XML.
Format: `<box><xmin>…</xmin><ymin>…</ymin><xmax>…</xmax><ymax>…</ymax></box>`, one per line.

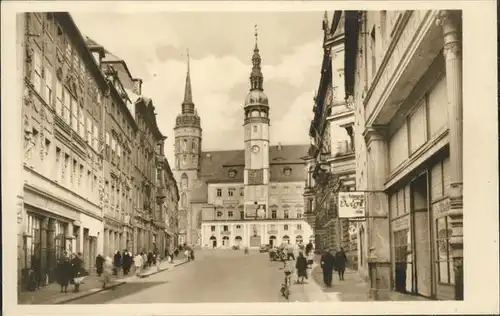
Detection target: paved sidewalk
<box><xmin>18</xmin><ymin>258</ymin><xmax>189</xmax><ymax>305</ymax></box>
<box><xmin>311</xmin><ymin>263</ymin><xmax>371</xmax><ymax>301</ymax></box>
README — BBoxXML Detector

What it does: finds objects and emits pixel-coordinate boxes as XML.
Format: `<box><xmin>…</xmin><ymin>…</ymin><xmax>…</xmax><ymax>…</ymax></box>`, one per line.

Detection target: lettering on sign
<box><xmin>338</xmin><ymin>192</ymin><xmax>365</xmax><ymax>218</ymax></box>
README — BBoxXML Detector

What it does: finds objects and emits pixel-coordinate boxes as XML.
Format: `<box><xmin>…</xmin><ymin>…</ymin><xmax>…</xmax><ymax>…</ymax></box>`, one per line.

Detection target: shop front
<box><xmin>388</xmin><ymin>148</ymin><xmax>454</xmax><ymax>300</ymax></box>
<box><xmin>79</xmin><ymin>212</ymin><xmax>103</xmax><ymax>272</ymax></box>
<box><xmin>21</xmin><ymin>186</ymin><xmax>81</xmax><ymax>289</ymax></box>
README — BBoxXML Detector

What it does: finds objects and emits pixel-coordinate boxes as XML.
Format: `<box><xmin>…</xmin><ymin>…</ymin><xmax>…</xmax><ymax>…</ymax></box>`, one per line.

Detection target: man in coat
<box><xmin>320</xmin><ymin>249</ymin><xmax>335</xmax><ymax>287</ymax></box>
<box><xmin>335</xmin><ymin>247</ymin><xmax>348</xmax><ymax>281</ymax></box>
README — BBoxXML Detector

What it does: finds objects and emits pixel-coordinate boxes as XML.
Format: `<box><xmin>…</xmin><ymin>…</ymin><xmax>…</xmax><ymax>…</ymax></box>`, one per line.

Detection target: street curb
<box><xmin>51</xmin><ymin>260</ymin><xmax>189</xmax><ymax>304</ymax></box>
<box><xmin>54</xmin><ymin>280</ymin><xmax>127</xmax><ymax>305</ymax></box>
<box><xmin>139</xmin><ymin>260</ymin><xmax>190</xmax><ymax>278</ymax></box>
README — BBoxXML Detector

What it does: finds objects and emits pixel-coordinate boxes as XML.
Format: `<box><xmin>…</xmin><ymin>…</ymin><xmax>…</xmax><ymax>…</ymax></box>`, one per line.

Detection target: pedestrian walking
<box><xmin>101</xmin><ymin>256</ymin><xmax>113</xmax><ymax>289</ymax></box>
<box><xmin>295</xmin><ymin>252</ymin><xmax>308</xmax><ymax>284</ymax></box>
<box><xmin>55</xmin><ymin>255</ymin><xmax>72</xmax><ymax>293</ymax></box>
<box><xmin>113</xmin><ymin>251</ymin><xmax>122</xmax><ymax>276</ymax></box>
<box><xmin>134</xmin><ymin>253</ymin><xmax>144</xmax><ymax>276</ymax></box>
<box><xmin>305</xmin><ymin>241</ymin><xmax>314</xmax><ymax>256</ymax></box>
<box><xmin>184</xmin><ymin>249</ymin><xmax>190</xmax><ymax>261</ymax></box>
<box><xmin>95</xmin><ymin>254</ymin><xmax>105</xmax><ymax>277</ymax></box>
<box><xmin>70</xmin><ymin>252</ymin><xmax>86</xmax><ymax>293</ymax></box>
<box><xmin>320</xmin><ymin>249</ymin><xmax>335</xmax><ymax>287</ymax></box>
<box><xmin>335</xmin><ymin>247</ymin><xmax>348</xmax><ymax>281</ymax></box>
<box><xmin>287</xmin><ymin>246</ymin><xmax>295</xmax><ymax>261</ymax></box>
<box><xmin>122</xmin><ymin>250</ymin><xmax>132</xmax><ymax>275</ymax></box>
<box><xmin>141</xmin><ymin>252</ymin><xmax>148</xmax><ymax>269</ymax></box>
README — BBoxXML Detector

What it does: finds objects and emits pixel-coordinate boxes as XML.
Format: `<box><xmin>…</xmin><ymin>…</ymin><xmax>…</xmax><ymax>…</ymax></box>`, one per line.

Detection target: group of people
<box><xmin>320</xmin><ymin>247</ymin><xmax>348</xmax><ymax>287</ymax></box>
<box><xmin>55</xmin><ymin>251</ymin><xmax>88</xmax><ymax>293</ymax></box>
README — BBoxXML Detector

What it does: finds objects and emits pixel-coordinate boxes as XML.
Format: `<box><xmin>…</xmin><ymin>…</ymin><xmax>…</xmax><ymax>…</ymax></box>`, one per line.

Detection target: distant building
<box><xmin>173</xmin><ymin>32</ymin><xmax>313</xmax><ymax>249</ymax></box>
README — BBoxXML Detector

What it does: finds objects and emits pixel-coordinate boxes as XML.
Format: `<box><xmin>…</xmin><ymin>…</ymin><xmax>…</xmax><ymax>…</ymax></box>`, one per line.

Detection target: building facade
<box><xmin>19</xmin><ymin>12</ymin><xmax>107</xmax><ymax>289</ymax></box>
<box><xmin>343</xmin><ymin>10</ymin><xmax>463</xmax><ymax>300</ymax></box>
<box><xmin>180</xmin><ymin>31</ymin><xmax>314</xmax><ymax>249</ymax></box>
<box><xmin>17</xmin><ymin>12</ymin><xmax>177</xmax><ymax>290</ymax></box>
<box><xmin>304</xmin><ymin>12</ymin><xmax>358</xmax><ymax>268</ymax></box>
<box><xmin>134</xmin><ymin>97</ymin><xmax>168</xmax><ymax>255</ymax></box>
<box><xmin>163</xmin><ymin>159</ymin><xmax>180</xmax><ymax>251</ymax></box>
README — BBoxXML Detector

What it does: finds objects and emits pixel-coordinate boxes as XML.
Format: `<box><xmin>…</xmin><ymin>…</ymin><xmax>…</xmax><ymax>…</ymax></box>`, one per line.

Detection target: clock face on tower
<box><xmin>251</xmin><ymin>145</ymin><xmax>260</xmax><ymax>153</ymax></box>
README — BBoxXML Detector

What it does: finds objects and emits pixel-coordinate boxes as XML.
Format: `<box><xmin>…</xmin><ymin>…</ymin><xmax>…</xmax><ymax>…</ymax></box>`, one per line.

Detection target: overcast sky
<box><xmin>71</xmin><ymin>11</ymin><xmax>325</xmax><ymax>163</ymax></box>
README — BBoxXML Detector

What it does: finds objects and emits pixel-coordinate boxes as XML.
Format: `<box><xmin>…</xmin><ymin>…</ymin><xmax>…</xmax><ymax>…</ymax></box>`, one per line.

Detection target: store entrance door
<box><xmin>411</xmin><ymin>173</ymin><xmax>432</xmax><ymax>297</ymax></box>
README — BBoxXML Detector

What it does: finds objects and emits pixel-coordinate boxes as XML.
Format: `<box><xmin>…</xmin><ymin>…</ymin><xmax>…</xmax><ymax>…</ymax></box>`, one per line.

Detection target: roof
<box><xmin>199</xmin><ymin>144</ymin><xmax>309</xmax><ymax>184</ymax></box>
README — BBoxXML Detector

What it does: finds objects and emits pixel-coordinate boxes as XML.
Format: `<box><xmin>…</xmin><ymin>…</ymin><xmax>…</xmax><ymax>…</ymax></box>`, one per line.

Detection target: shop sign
<box><xmin>338</xmin><ymin>192</ymin><xmax>365</xmax><ymax>218</ymax></box>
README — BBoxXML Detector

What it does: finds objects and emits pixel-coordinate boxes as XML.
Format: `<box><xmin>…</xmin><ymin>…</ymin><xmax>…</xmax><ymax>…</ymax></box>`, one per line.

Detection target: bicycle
<box><xmin>280</xmin><ymin>270</ymin><xmax>292</xmax><ymax>300</ymax></box>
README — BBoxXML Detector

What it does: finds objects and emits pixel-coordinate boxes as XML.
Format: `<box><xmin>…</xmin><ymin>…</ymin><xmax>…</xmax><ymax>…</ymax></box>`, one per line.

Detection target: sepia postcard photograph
<box><xmin>1</xmin><ymin>1</ymin><xmax>498</xmax><ymax>316</ymax></box>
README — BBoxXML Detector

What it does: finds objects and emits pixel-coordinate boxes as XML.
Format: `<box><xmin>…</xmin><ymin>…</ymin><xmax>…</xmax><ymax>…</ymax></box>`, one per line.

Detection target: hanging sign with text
<box><xmin>338</xmin><ymin>192</ymin><xmax>366</xmax><ymax>218</ymax></box>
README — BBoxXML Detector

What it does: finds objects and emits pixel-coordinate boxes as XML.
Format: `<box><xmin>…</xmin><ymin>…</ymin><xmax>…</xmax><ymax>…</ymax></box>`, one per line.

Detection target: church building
<box><xmin>173</xmin><ymin>29</ymin><xmax>313</xmax><ymax>249</ymax></box>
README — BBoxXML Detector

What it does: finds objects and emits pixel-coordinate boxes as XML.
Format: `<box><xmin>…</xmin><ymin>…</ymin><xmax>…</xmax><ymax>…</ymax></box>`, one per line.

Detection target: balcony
<box><xmin>221</xmin><ymin>230</ymin><xmax>231</xmax><ymax>236</ymax></box>
<box><xmin>267</xmin><ymin>228</ymin><xmax>278</xmax><ymax>234</ymax></box>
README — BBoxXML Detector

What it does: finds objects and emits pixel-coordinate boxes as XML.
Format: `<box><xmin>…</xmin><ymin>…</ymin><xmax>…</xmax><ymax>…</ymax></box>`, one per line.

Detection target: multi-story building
<box><xmin>173</xmin><ymin>31</ymin><xmax>314</xmax><ymax>248</ymax></box>
<box><xmin>343</xmin><ymin>10</ymin><xmax>463</xmax><ymax>300</ymax></box>
<box><xmin>18</xmin><ymin>12</ymin><xmax>107</xmax><ymax>289</ymax></box>
<box><xmin>86</xmin><ymin>38</ymin><xmax>170</xmax><ymax>256</ymax></box>
<box><xmin>16</xmin><ymin>12</ymin><xmax>178</xmax><ymax>290</ymax></box>
<box><xmin>162</xmin><ymin>157</ymin><xmax>180</xmax><ymax>251</ymax></box>
<box><xmin>134</xmin><ymin>97</ymin><xmax>167</xmax><ymax>255</ymax></box>
<box><xmin>99</xmin><ymin>51</ymin><xmax>138</xmax><ymax>257</ymax></box>
<box><xmin>304</xmin><ymin>12</ymin><xmax>357</xmax><ymax>268</ymax></box>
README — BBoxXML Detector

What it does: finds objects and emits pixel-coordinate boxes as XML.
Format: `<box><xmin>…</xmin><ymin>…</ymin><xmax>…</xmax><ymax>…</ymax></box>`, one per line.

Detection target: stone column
<box><xmin>40</xmin><ymin>218</ymin><xmax>49</xmax><ymax>285</ymax></box>
<box><xmin>65</xmin><ymin>222</ymin><xmax>75</xmax><ymax>253</ymax></box>
<box><xmin>47</xmin><ymin>219</ymin><xmax>56</xmax><ymax>281</ymax></box>
<box><xmin>438</xmin><ymin>10</ymin><xmax>463</xmax><ymax>300</ymax></box>
<box><xmin>363</xmin><ymin>125</ymin><xmax>391</xmax><ymax>300</ymax></box>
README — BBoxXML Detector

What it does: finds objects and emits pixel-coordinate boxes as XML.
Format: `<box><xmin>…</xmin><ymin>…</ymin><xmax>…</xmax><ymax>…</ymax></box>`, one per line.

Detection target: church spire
<box><xmin>250</xmin><ymin>24</ymin><xmax>264</xmax><ymax>91</ymax></box>
<box><xmin>182</xmin><ymin>48</ymin><xmax>195</xmax><ymax>114</ymax></box>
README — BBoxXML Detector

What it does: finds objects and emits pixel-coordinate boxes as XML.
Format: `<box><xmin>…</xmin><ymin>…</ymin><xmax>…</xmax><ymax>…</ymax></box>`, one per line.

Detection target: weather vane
<box><xmin>254</xmin><ymin>24</ymin><xmax>258</xmax><ymax>44</ymax></box>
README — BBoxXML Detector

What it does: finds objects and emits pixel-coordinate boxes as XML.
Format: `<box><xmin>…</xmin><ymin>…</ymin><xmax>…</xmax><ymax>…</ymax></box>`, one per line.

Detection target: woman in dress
<box><xmin>295</xmin><ymin>252</ymin><xmax>308</xmax><ymax>284</ymax></box>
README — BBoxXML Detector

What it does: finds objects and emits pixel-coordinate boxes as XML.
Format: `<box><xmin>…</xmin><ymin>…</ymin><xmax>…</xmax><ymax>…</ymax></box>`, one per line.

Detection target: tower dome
<box><xmin>244</xmin><ymin>24</ymin><xmax>269</xmax><ymax>109</ymax></box>
<box><xmin>244</xmin><ymin>89</ymin><xmax>268</xmax><ymax>106</ymax></box>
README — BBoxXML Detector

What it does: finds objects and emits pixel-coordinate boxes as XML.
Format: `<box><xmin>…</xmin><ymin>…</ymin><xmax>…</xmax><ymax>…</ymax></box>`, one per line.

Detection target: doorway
<box><xmin>210</xmin><ymin>236</ymin><xmax>217</xmax><ymax>248</ymax></box>
<box><xmin>269</xmin><ymin>235</ymin><xmax>276</xmax><ymax>247</ymax></box>
<box><xmin>222</xmin><ymin>236</ymin><xmax>229</xmax><ymax>247</ymax></box>
<box><xmin>410</xmin><ymin>172</ymin><xmax>432</xmax><ymax>297</ymax></box>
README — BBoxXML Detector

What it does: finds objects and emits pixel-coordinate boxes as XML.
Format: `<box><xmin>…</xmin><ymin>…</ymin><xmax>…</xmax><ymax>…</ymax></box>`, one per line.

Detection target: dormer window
<box><xmin>283</xmin><ymin>167</ymin><xmax>292</xmax><ymax>176</ymax></box>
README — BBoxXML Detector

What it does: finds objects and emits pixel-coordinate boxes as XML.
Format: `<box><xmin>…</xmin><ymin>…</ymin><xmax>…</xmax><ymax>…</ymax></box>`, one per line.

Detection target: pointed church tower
<box><xmin>243</xmin><ymin>25</ymin><xmax>271</xmax><ymax>232</ymax></box>
<box><xmin>173</xmin><ymin>50</ymin><xmax>202</xmax><ymax>246</ymax></box>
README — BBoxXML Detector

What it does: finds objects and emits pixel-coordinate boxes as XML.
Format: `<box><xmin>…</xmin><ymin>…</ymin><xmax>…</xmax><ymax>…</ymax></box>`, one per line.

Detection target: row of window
<box><xmin>25</xmin><ymin>129</ymin><xmax>101</xmax><ymax>204</ymax></box>
<box><xmin>210</xmin><ymin>224</ymin><xmax>303</xmax><ymax>232</ymax></box>
<box><xmin>214</xmin><ymin>186</ymin><xmax>303</xmax><ymax>197</ymax></box>
<box><xmin>215</xmin><ymin>210</ymin><xmax>302</xmax><ymax>219</ymax></box>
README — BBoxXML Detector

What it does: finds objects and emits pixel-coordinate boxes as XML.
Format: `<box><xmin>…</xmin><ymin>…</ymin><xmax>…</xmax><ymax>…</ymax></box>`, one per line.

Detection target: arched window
<box><xmin>181</xmin><ymin>173</ymin><xmax>188</xmax><ymax>189</ymax></box>
<box><xmin>284</xmin><ymin>210</ymin><xmax>289</xmax><ymax>219</ymax></box>
<box><xmin>181</xmin><ymin>192</ymin><xmax>187</xmax><ymax>208</ymax></box>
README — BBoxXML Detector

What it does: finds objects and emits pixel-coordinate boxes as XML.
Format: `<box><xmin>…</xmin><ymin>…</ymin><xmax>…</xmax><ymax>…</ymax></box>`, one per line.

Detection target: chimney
<box><xmin>277</xmin><ymin>142</ymin><xmax>282</xmax><ymax>151</ymax></box>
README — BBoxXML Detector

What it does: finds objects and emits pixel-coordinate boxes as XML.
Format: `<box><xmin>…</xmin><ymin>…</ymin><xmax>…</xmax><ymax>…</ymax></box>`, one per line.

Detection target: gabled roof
<box><xmin>198</xmin><ymin>144</ymin><xmax>309</xmax><ymax>184</ymax></box>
